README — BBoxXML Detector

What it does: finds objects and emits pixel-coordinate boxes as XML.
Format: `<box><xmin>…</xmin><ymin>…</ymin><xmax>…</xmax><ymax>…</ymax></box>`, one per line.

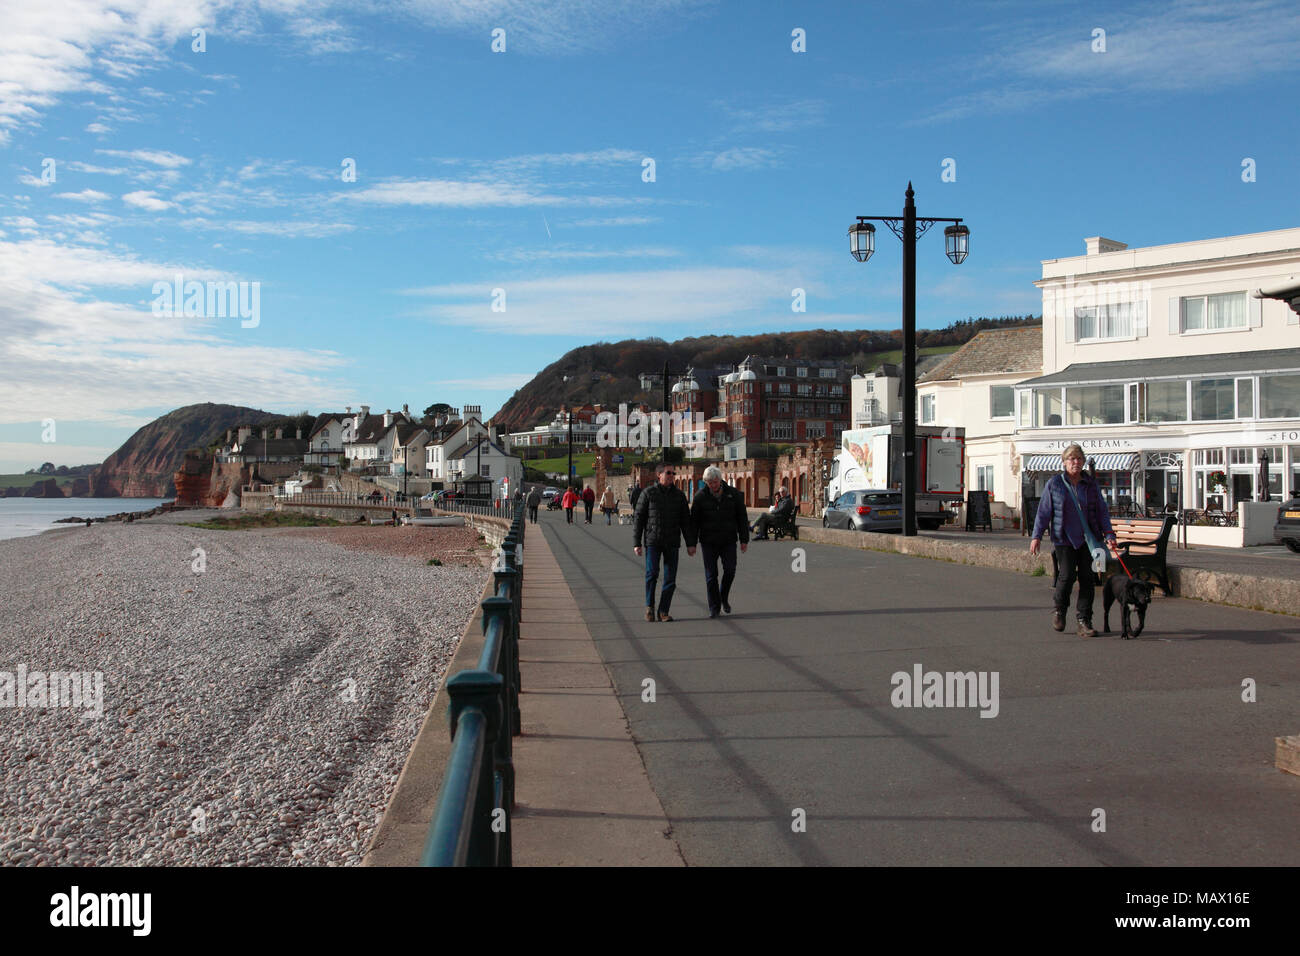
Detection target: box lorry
<box><xmin>825</xmin><ymin>424</ymin><xmax>965</xmax><ymax>530</ymax></box>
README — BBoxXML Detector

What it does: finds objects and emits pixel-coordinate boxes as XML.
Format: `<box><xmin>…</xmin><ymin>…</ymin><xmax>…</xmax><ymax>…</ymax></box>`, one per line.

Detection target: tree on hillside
<box><xmin>38</xmin><ymin>462</ymin><xmax>55</xmax><ymax>474</ymax></box>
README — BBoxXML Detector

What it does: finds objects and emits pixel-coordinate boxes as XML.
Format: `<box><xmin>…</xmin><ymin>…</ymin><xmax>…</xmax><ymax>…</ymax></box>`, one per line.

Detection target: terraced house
<box><xmin>1014</xmin><ymin>228</ymin><xmax>1300</xmax><ymax>544</ymax></box>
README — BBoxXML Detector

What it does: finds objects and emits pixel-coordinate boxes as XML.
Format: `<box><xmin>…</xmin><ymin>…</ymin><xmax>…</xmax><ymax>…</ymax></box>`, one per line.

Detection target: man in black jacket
<box><xmin>690</xmin><ymin>465</ymin><xmax>749</xmax><ymax>618</ymax></box>
<box><xmin>633</xmin><ymin>463</ymin><xmax>697</xmax><ymax>622</ymax></box>
<box><xmin>751</xmin><ymin>487</ymin><xmax>794</xmax><ymax>540</ymax></box>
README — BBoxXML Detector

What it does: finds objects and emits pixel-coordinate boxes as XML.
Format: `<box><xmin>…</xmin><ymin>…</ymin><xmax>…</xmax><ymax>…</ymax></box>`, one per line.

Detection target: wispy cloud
<box><xmin>98</xmin><ymin>148</ymin><xmax>192</xmax><ymax>168</ymax></box>
<box><xmin>55</xmin><ymin>189</ymin><xmax>111</xmax><ymax>203</ymax></box>
<box><xmin>485</xmin><ymin>245</ymin><xmax>680</xmax><ymax>263</ymax></box>
<box><xmin>346</xmin><ymin>178</ymin><xmax>645</xmax><ymax>208</ymax></box>
<box><xmin>696</xmin><ymin>147</ymin><xmax>782</xmax><ymax>172</ymax></box>
<box><xmin>184</xmin><ymin>217</ymin><xmax>355</xmax><ymax>238</ymax></box>
<box><xmin>122</xmin><ymin>190</ymin><xmax>175</xmax><ymax>211</ymax></box>
<box><xmin>717</xmin><ymin>98</ymin><xmax>828</xmax><ymax>133</ymax></box>
<box><xmin>566</xmin><ymin>216</ymin><xmax>661</xmax><ymax>227</ymax></box>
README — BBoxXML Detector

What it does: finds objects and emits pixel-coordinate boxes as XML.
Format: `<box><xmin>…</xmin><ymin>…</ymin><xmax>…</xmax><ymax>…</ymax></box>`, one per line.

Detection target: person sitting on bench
<box><xmin>751</xmin><ymin>488</ymin><xmax>794</xmax><ymax>540</ymax></box>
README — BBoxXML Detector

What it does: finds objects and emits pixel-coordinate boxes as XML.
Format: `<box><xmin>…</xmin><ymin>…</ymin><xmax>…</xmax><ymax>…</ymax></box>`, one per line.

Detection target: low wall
<box><xmin>242</xmin><ymin>491</ymin><xmax>275</xmax><ymax>513</ymax></box>
<box><xmin>795</xmin><ymin>525</ymin><xmax>1300</xmax><ymax>617</ymax></box>
<box><xmin>1242</xmin><ymin>501</ymin><xmax>1283</xmax><ymax>546</ymax></box>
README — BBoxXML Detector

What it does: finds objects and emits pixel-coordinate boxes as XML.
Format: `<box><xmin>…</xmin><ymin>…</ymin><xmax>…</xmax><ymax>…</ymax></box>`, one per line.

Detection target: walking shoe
<box><xmin>709</xmin><ymin>608</ymin><xmax>720</xmax><ymax>618</ymax></box>
<box><xmin>645</xmin><ymin>606</ymin><xmax>655</xmax><ymax>622</ymax></box>
<box><xmin>658</xmin><ymin>611</ymin><xmax>674</xmax><ymax>622</ymax></box>
<box><xmin>1052</xmin><ymin>609</ymin><xmax>1065</xmax><ymax>632</ymax></box>
<box><xmin>722</xmin><ymin>601</ymin><xmax>731</xmax><ymax>614</ymax></box>
<box><xmin>1076</xmin><ymin>618</ymin><xmax>1097</xmax><ymax>638</ymax></box>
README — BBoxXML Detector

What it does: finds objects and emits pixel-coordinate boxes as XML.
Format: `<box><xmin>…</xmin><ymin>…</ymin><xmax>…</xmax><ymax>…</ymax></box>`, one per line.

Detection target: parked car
<box><xmin>822</xmin><ymin>490</ymin><xmax>904</xmax><ymax>533</ymax></box>
<box><xmin>542</xmin><ymin>487</ymin><xmax>560</xmax><ymax>500</ymax></box>
<box><xmin>1273</xmin><ymin>495</ymin><xmax>1300</xmax><ymax>552</ymax></box>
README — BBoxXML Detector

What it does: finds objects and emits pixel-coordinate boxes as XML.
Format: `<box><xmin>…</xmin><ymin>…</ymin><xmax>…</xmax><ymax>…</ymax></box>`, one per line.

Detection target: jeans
<box><xmin>565</xmin><ymin>507</ymin><xmax>574</xmax><ymax>524</ymax></box>
<box><xmin>700</xmin><ymin>541</ymin><xmax>737</xmax><ymax>613</ymax></box>
<box><xmin>584</xmin><ymin>501</ymin><xmax>594</xmax><ymax>523</ymax></box>
<box><xmin>644</xmin><ymin>545</ymin><xmax>680</xmax><ymax>613</ymax></box>
<box><xmin>528</xmin><ymin>506</ymin><xmax>538</xmax><ymax>524</ymax></box>
<box><xmin>1054</xmin><ymin>543</ymin><xmax>1096</xmax><ymax>620</ymax></box>
<box><xmin>603</xmin><ymin>508</ymin><xmax>614</xmax><ymax>525</ymax></box>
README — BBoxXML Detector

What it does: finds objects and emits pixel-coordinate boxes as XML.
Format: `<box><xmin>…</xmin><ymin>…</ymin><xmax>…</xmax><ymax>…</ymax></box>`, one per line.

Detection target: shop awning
<box><xmin>1089</xmin><ymin>453</ymin><xmax>1140</xmax><ymax>471</ymax></box>
<box><xmin>1024</xmin><ymin>453</ymin><xmax>1139</xmax><ymax>472</ymax></box>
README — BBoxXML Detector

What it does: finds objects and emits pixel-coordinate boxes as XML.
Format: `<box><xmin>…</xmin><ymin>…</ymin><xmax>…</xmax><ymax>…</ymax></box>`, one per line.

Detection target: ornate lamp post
<box><xmin>849</xmin><ymin>183</ymin><xmax>969</xmax><ymax>536</ymax></box>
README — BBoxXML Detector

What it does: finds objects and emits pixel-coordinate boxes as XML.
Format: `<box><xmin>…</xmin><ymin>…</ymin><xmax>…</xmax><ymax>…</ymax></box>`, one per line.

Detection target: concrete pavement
<box><xmin>534</xmin><ymin>509</ymin><xmax>1300</xmax><ymax>866</ymax></box>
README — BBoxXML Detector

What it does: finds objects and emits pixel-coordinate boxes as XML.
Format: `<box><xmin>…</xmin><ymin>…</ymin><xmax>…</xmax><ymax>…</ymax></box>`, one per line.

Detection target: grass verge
<box><xmin>182</xmin><ymin>512</ymin><xmax>344</xmax><ymax>530</ymax></box>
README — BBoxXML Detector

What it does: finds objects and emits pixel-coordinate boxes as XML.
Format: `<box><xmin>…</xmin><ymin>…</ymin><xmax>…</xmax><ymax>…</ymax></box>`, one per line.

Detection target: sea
<box><xmin>0</xmin><ymin>498</ymin><xmax>172</xmax><ymax>542</ymax></box>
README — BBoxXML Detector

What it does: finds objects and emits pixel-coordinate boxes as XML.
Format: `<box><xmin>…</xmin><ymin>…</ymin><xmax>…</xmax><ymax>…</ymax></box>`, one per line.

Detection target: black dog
<box><xmin>1102</xmin><ymin>574</ymin><xmax>1152</xmax><ymax>639</ymax></box>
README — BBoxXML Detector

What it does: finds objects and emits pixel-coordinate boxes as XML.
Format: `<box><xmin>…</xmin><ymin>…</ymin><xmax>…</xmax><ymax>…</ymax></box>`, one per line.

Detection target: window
<box><xmin>1182</xmin><ymin>292</ymin><xmax>1247</xmax><ymax>332</ymax></box>
<box><xmin>921</xmin><ymin>394</ymin><xmax>936</xmax><ymax>424</ymax></box>
<box><xmin>1260</xmin><ymin>375</ymin><xmax>1300</xmax><ymax>418</ymax></box>
<box><xmin>989</xmin><ymin>386</ymin><xmax>1014</xmax><ymax>419</ymax></box>
<box><xmin>797</xmin><ymin>367</ymin><xmax>809</xmax><ymax>377</ymax></box>
<box><xmin>1065</xmin><ymin>385</ymin><xmax>1125</xmax><ymax>425</ymax></box>
<box><xmin>828</xmin><ymin>403</ymin><xmax>842</xmax><ymax>414</ymax></box>
<box><xmin>976</xmin><ymin>465</ymin><xmax>994</xmax><ymax>495</ymax></box>
<box><xmin>819</xmin><ymin>368</ymin><xmax>836</xmax><ymax>378</ymax></box>
<box><xmin>1017</xmin><ymin>390</ymin><xmax>1032</xmax><ymax>427</ymax></box>
<box><xmin>1075</xmin><ymin>301</ymin><xmax>1144</xmax><ymax>340</ymax></box>
<box><xmin>481</xmin><ymin>464</ymin><xmax>491</xmax><ymax>476</ymax></box>
<box><xmin>1237</xmin><ymin>378</ymin><xmax>1254</xmax><ymax>418</ymax></box>
<box><xmin>779</xmin><ymin>383</ymin><xmax>791</xmax><ymax>395</ymax></box>
<box><xmin>1034</xmin><ymin>388</ymin><xmax>1063</xmax><ymax>426</ymax></box>
<box><xmin>1147</xmin><ymin>380</ymin><xmax>1187</xmax><ymax>422</ymax></box>
<box><xmin>777</xmin><ymin>367</ymin><xmax>786</xmax><ymax>377</ymax></box>
<box><xmin>1191</xmin><ymin>378</ymin><xmax>1235</xmax><ymax>421</ymax></box>
<box><xmin>798</xmin><ymin>384</ymin><xmax>813</xmax><ymax>396</ymax></box>
<box><xmin>830</xmin><ymin>385</ymin><xmax>844</xmax><ymax>396</ymax></box>
<box><xmin>769</xmin><ymin>421</ymin><xmax>793</xmax><ymax>440</ymax></box>
<box><xmin>805</xmin><ymin>422</ymin><xmax>826</xmax><ymax>438</ymax></box>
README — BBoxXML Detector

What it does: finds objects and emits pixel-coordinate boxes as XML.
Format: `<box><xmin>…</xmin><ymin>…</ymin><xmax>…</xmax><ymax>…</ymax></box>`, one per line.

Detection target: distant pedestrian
<box><xmin>600</xmin><ymin>485</ymin><xmax>617</xmax><ymax>525</ymax></box>
<box><xmin>1030</xmin><ymin>443</ymin><xmax>1119</xmax><ymax>638</ymax></box>
<box><xmin>633</xmin><ymin>462</ymin><xmax>697</xmax><ymax>622</ymax></box>
<box><xmin>690</xmin><ymin>466</ymin><xmax>749</xmax><ymax>618</ymax></box>
<box><xmin>629</xmin><ymin>480</ymin><xmax>641</xmax><ymax>512</ymax></box>
<box><xmin>751</xmin><ymin>487</ymin><xmax>793</xmax><ymax>540</ymax></box>
<box><xmin>561</xmin><ymin>486</ymin><xmax>578</xmax><ymax>524</ymax></box>
<box><xmin>582</xmin><ymin>485</ymin><xmax>596</xmax><ymax>524</ymax></box>
<box><xmin>526</xmin><ymin>487</ymin><xmax>541</xmax><ymax>523</ymax></box>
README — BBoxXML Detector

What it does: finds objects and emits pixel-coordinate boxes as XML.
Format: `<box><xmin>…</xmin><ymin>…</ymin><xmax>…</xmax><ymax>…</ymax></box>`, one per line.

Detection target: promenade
<box><xmin>514</xmin><ymin>508</ymin><xmax>1300</xmax><ymax>866</ymax></box>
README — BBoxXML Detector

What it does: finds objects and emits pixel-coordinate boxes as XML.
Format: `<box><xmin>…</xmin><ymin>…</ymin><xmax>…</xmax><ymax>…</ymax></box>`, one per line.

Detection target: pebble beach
<box><xmin>0</xmin><ymin>512</ymin><xmax>490</xmax><ymax>866</ymax></box>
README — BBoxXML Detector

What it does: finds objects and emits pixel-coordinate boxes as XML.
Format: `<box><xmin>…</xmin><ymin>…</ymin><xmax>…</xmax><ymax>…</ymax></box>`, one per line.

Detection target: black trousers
<box><xmin>700</xmin><ymin>541</ymin><xmax>738</xmax><ymax>614</ymax></box>
<box><xmin>584</xmin><ymin>501</ymin><xmax>594</xmax><ymax>522</ymax></box>
<box><xmin>528</xmin><ymin>505</ymin><xmax>538</xmax><ymax>523</ymax></box>
<box><xmin>1054</xmin><ymin>543</ymin><xmax>1096</xmax><ymax>620</ymax></box>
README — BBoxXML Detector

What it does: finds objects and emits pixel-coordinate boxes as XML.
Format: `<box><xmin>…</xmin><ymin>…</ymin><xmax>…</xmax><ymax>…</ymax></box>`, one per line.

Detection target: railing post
<box><xmin>441</xmin><ymin>669</ymin><xmax>505</xmax><ymax>866</ymax></box>
<box><xmin>480</xmin><ymin>597</ymin><xmax>517</xmax><ymax>816</ymax></box>
<box><xmin>488</xmin><ymin>571</ymin><xmax>522</xmax><ymax>738</ymax></box>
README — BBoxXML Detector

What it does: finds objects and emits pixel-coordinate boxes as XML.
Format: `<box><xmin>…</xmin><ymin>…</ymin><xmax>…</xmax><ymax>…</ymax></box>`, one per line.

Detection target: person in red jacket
<box><xmin>581</xmin><ymin>484</ymin><xmax>596</xmax><ymax>524</ymax></box>
<box><xmin>561</xmin><ymin>486</ymin><xmax>578</xmax><ymax>524</ymax></box>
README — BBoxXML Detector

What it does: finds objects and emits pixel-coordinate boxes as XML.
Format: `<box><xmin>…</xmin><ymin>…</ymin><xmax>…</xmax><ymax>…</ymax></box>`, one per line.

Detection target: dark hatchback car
<box><xmin>1273</xmin><ymin>496</ymin><xmax>1300</xmax><ymax>552</ymax></box>
<box><xmin>822</xmin><ymin>490</ymin><xmax>903</xmax><ymax>533</ymax></box>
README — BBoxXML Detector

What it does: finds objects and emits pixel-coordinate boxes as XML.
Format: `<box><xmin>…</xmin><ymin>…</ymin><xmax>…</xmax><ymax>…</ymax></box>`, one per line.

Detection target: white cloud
<box><xmin>85</xmin><ymin>121</ymin><xmax>110</xmax><ymax>134</ymax></box>
<box><xmin>66</xmin><ymin>161</ymin><xmax>127</xmax><ymax>176</ymax></box>
<box><xmin>183</xmin><ymin>217</ymin><xmax>355</xmax><ymax>237</ymax></box>
<box><xmin>122</xmin><ymin>190</ymin><xmax>174</xmax><ymax>211</ymax></box>
<box><xmin>347</xmin><ymin>178</ymin><xmax>615</xmax><ymax>207</ymax></box>
<box><xmin>98</xmin><ymin>148</ymin><xmax>192</xmax><ymax>168</ymax></box>
<box><xmin>55</xmin><ymin>189</ymin><xmax>111</xmax><ymax>203</ymax></box>
<box><xmin>406</xmin><ymin>266</ymin><xmax>811</xmax><ymax>335</ymax></box>
<box><xmin>18</xmin><ymin>173</ymin><xmax>49</xmax><ymax>187</ymax></box>
<box><xmin>566</xmin><ymin>216</ymin><xmax>660</xmax><ymax>227</ymax></box>
<box><xmin>703</xmin><ymin>147</ymin><xmax>781</xmax><ymax>172</ymax></box>
<box><xmin>719</xmin><ymin>98</ymin><xmax>828</xmax><ymax>132</ymax></box>
<box><xmin>485</xmin><ymin>245</ymin><xmax>679</xmax><ymax>263</ymax></box>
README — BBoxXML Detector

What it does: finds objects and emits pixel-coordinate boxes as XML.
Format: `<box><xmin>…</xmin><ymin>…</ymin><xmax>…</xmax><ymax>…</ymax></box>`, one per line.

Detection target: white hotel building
<box><xmin>1013</xmin><ymin>228</ymin><xmax>1300</xmax><ymax>523</ymax></box>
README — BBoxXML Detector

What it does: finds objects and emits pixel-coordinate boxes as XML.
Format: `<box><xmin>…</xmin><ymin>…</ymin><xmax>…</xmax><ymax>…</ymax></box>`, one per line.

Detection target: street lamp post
<box><xmin>849</xmin><ymin>182</ymin><xmax>969</xmax><ymax>536</ymax></box>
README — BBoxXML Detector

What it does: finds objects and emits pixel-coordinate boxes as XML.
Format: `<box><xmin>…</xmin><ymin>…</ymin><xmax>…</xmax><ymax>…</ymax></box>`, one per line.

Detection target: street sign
<box><xmin>570</xmin><ymin>465</ymin><xmax>576</xmax><ymax>475</ymax></box>
<box><xmin>612</xmin><ymin>454</ymin><xmax>624</xmax><ymax>463</ymax></box>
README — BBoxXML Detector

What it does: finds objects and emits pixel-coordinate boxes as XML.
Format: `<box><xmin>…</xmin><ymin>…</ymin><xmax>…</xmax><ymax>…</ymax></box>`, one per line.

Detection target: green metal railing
<box><xmin>421</xmin><ymin>502</ymin><xmax>525</xmax><ymax>866</ymax></box>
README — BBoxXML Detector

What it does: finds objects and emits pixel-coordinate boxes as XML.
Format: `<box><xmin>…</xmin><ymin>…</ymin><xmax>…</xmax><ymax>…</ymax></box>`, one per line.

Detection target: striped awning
<box><xmin>1024</xmin><ymin>453</ymin><xmax>1139</xmax><ymax>472</ymax></box>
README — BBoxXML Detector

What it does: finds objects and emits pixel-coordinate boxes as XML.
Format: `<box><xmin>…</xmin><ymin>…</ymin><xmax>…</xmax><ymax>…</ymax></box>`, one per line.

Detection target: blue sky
<box><xmin>1</xmin><ymin>0</ymin><xmax>1298</xmax><ymax>472</ymax></box>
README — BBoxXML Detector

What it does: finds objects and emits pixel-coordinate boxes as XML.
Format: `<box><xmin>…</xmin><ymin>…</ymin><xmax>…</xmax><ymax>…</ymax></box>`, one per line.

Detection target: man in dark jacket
<box><xmin>690</xmin><ymin>465</ymin><xmax>748</xmax><ymax>617</ymax></box>
<box><xmin>628</xmin><ymin>480</ymin><xmax>641</xmax><ymax>512</ymax></box>
<box><xmin>633</xmin><ymin>462</ymin><xmax>697</xmax><ymax>622</ymax></box>
<box><xmin>525</xmin><ymin>487</ymin><xmax>542</xmax><ymax>524</ymax></box>
<box><xmin>751</xmin><ymin>487</ymin><xmax>794</xmax><ymax>540</ymax></box>
<box><xmin>581</xmin><ymin>484</ymin><xmax>596</xmax><ymax>524</ymax></box>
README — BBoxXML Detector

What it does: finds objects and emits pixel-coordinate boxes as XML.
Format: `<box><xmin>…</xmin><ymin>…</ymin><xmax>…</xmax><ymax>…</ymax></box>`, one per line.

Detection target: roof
<box><xmin>308</xmin><ymin>413</ymin><xmax>346</xmax><ymax>439</ymax></box>
<box><xmin>1019</xmin><ymin>346</ymin><xmax>1300</xmax><ymax>387</ymax></box>
<box><xmin>238</xmin><ymin>438</ymin><xmax>309</xmax><ymax>456</ymax></box>
<box><xmin>350</xmin><ymin>413</ymin><xmax>407</xmax><ymax>444</ymax></box>
<box><xmin>918</xmin><ymin>328</ymin><xmax>1043</xmax><ymax>383</ymax></box>
<box><xmin>394</xmin><ymin>423</ymin><xmax>428</xmax><ymax>446</ymax></box>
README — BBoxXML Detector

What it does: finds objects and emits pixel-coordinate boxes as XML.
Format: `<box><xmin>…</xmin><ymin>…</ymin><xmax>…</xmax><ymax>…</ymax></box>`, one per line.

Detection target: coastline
<box><xmin>0</xmin><ymin>515</ymin><xmax>490</xmax><ymax>866</ymax></box>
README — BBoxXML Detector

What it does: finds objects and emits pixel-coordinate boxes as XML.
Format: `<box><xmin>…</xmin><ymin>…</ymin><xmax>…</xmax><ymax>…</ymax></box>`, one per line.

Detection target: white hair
<box><xmin>703</xmin><ymin>465</ymin><xmax>723</xmax><ymax>482</ymax></box>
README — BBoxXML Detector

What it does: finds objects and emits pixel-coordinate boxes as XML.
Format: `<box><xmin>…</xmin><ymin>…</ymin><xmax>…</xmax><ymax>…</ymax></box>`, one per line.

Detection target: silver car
<box><xmin>822</xmin><ymin>490</ymin><xmax>903</xmax><ymax>533</ymax></box>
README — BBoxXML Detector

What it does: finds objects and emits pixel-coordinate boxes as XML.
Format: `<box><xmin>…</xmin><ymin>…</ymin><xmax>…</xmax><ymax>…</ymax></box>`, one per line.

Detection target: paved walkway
<box><xmin>510</xmin><ymin>516</ymin><xmax>682</xmax><ymax>866</ymax></box>
<box><xmin>526</xmin><ymin>509</ymin><xmax>1299</xmax><ymax>866</ymax></box>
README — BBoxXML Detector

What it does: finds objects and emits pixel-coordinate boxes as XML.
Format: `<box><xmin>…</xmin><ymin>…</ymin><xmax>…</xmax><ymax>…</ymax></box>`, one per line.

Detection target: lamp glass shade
<box><xmin>944</xmin><ymin>224</ymin><xmax>970</xmax><ymax>264</ymax></box>
<box><xmin>849</xmin><ymin>221</ymin><xmax>875</xmax><ymax>262</ymax></box>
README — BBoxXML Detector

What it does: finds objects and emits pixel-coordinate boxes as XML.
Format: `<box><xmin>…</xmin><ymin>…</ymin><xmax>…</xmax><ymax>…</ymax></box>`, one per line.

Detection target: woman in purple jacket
<box><xmin>1029</xmin><ymin>444</ymin><xmax>1119</xmax><ymax>638</ymax></box>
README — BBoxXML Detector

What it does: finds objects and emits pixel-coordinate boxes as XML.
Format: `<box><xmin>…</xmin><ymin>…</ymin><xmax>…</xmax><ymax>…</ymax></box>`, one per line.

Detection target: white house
<box><xmin>425</xmin><ymin>415</ymin><xmax>488</xmax><ymax>481</ymax></box>
<box><xmin>851</xmin><ymin>364</ymin><xmax>902</xmax><ymax>427</ymax></box>
<box><xmin>917</xmin><ymin>327</ymin><xmax>1042</xmax><ymax>514</ymax></box>
<box><xmin>446</xmin><ymin>437</ymin><xmax>523</xmax><ymax>497</ymax></box>
<box><xmin>305</xmin><ymin>413</ymin><xmax>348</xmax><ymax>466</ymax></box>
<box><xmin>343</xmin><ymin>407</ymin><xmax>408</xmax><ymax>470</ymax></box>
<box><xmin>1013</xmin><ymin>228</ymin><xmax>1300</xmax><ymax>530</ymax></box>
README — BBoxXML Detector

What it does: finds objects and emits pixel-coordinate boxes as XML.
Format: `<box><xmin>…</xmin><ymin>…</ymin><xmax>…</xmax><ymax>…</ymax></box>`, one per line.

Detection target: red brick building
<box><xmin>716</xmin><ymin>355</ymin><xmax>852</xmax><ymax>445</ymax></box>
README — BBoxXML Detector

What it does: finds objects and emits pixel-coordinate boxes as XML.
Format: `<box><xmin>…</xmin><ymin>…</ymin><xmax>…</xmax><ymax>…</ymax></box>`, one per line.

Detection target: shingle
<box><xmin>919</xmin><ymin>327</ymin><xmax>1043</xmax><ymax>382</ymax></box>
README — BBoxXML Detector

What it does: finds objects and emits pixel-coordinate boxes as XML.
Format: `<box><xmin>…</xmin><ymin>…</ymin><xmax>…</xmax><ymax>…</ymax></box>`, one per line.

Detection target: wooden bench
<box><xmin>1050</xmin><ymin>515</ymin><xmax>1175</xmax><ymax>596</ymax></box>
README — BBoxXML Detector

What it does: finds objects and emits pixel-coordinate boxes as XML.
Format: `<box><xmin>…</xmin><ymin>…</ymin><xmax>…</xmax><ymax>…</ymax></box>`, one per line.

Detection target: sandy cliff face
<box><xmin>90</xmin><ymin>402</ymin><xmax>275</xmax><ymax>498</ymax></box>
<box><xmin>174</xmin><ymin>455</ymin><xmax>251</xmax><ymax>507</ymax></box>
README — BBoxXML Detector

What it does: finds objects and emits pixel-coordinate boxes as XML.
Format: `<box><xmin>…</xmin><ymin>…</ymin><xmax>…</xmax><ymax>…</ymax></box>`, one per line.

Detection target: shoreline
<box><xmin>0</xmin><ymin>518</ymin><xmax>489</xmax><ymax>866</ymax></box>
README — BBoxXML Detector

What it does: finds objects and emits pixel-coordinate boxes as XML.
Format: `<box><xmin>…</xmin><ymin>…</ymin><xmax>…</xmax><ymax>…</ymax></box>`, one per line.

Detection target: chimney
<box><xmin>383</xmin><ymin>409</ymin><xmax>393</xmax><ymax>427</ymax></box>
<box><xmin>275</xmin><ymin>427</ymin><xmax>283</xmax><ymax>440</ymax></box>
<box><xmin>402</xmin><ymin>403</ymin><xmax>409</xmax><ymax>418</ymax></box>
<box><xmin>296</xmin><ymin>428</ymin><xmax>302</xmax><ymax>440</ymax></box>
<box><xmin>1084</xmin><ymin>236</ymin><xmax>1127</xmax><ymax>255</ymax></box>
<box><xmin>346</xmin><ymin>405</ymin><xmax>352</xmax><ymax>415</ymax></box>
<box><xmin>360</xmin><ymin>405</ymin><xmax>370</xmax><ymax>418</ymax></box>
